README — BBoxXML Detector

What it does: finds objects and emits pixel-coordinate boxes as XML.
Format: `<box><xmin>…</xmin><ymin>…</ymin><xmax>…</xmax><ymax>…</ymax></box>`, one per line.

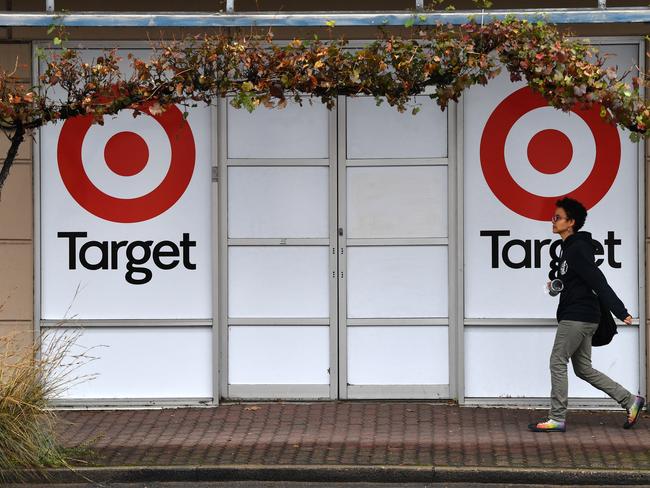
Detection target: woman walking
<box><xmin>528</xmin><ymin>197</ymin><xmax>644</xmax><ymax>432</ymax></box>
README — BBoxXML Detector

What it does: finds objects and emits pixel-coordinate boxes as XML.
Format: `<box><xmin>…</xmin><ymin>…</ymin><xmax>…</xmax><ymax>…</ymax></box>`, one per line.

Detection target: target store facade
<box><xmin>0</xmin><ymin>3</ymin><xmax>648</xmax><ymax>407</ymax></box>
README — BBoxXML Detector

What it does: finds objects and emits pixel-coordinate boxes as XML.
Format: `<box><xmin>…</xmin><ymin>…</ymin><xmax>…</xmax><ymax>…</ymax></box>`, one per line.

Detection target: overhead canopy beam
<box><xmin>0</xmin><ymin>8</ymin><xmax>649</xmax><ymax>27</ymax></box>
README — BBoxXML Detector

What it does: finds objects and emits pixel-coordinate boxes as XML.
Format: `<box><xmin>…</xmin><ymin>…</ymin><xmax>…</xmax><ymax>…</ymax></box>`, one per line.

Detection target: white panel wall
<box><xmin>465</xmin><ymin>326</ymin><xmax>640</xmax><ymax>398</ymax></box>
<box><xmin>228</xmin><ymin>166</ymin><xmax>329</xmax><ymax>238</ymax></box>
<box><xmin>346</xmin><ymin>96</ymin><xmax>447</xmax><ymax>159</ymax></box>
<box><xmin>347</xmin><ymin>166</ymin><xmax>448</xmax><ymax>238</ymax></box>
<box><xmin>228</xmin><ymin>247</ymin><xmax>330</xmax><ymax>318</ymax></box>
<box><xmin>43</xmin><ymin>327</ymin><xmax>212</xmax><ymax>399</ymax></box>
<box><xmin>229</xmin><ymin>326</ymin><xmax>329</xmax><ymax>384</ymax></box>
<box><xmin>348</xmin><ymin>326</ymin><xmax>448</xmax><ymax>385</ymax></box>
<box><xmin>227</xmin><ymin>100</ymin><xmax>329</xmax><ymax>159</ymax></box>
<box><xmin>347</xmin><ymin>246</ymin><xmax>448</xmax><ymax>318</ymax></box>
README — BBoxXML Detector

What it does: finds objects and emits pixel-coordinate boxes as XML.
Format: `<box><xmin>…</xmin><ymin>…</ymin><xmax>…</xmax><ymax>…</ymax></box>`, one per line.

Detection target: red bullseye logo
<box><xmin>57</xmin><ymin>102</ymin><xmax>195</xmax><ymax>223</ymax></box>
<box><xmin>480</xmin><ymin>87</ymin><xmax>620</xmax><ymax>221</ymax></box>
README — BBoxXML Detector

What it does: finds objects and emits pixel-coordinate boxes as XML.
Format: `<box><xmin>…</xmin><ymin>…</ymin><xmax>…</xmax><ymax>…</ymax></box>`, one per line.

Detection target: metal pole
<box><xmin>598</xmin><ymin>0</ymin><xmax>606</xmax><ymax>9</ymax></box>
<box><xmin>226</xmin><ymin>0</ymin><xmax>234</xmax><ymax>13</ymax></box>
<box><xmin>45</xmin><ymin>0</ymin><xmax>54</xmax><ymax>12</ymax></box>
<box><xmin>416</xmin><ymin>0</ymin><xmax>424</xmax><ymax>10</ymax></box>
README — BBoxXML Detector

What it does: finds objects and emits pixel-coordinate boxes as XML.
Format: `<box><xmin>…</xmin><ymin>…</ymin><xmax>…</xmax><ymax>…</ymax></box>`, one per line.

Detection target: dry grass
<box><xmin>0</xmin><ymin>328</ymin><xmax>96</xmax><ymax>481</ymax></box>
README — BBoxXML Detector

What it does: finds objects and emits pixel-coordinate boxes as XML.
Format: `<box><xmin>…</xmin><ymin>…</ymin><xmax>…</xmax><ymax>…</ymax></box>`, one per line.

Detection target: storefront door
<box><xmin>220</xmin><ymin>96</ymin><xmax>454</xmax><ymax>400</ymax></box>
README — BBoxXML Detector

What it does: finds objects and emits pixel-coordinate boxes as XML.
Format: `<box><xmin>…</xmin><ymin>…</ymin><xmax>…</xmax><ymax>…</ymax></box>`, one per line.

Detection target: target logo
<box><xmin>480</xmin><ymin>87</ymin><xmax>620</xmax><ymax>221</ymax></box>
<box><xmin>57</xmin><ymin>102</ymin><xmax>195</xmax><ymax>223</ymax></box>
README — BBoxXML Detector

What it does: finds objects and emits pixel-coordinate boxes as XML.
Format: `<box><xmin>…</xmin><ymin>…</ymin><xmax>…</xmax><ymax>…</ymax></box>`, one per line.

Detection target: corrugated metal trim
<box><xmin>0</xmin><ymin>8</ymin><xmax>649</xmax><ymax>27</ymax></box>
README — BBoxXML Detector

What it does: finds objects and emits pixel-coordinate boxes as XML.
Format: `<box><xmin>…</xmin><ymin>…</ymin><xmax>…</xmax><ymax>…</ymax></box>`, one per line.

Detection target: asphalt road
<box><xmin>5</xmin><ymin>483</ymin><xmax>649</xmax><ymax>488</ymax></box>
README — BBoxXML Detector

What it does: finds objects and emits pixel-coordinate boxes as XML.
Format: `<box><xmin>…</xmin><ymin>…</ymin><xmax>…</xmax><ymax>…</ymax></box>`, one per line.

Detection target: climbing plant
<box><xmin>0</xmin><ymin>16</ymin><xmax>648</xmax><ymax>193</ymax></box>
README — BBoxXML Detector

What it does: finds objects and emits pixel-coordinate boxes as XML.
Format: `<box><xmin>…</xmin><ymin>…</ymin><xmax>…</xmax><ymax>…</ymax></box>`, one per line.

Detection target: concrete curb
<box><xmin>436</xmin><ymin>466</ymin><xmax>650</xmax><ymax>485</ymax></box>
<box><xmin>7</xmin><ymin>464</ymin><xmax>650</xmax><ymax>485</ymax></box>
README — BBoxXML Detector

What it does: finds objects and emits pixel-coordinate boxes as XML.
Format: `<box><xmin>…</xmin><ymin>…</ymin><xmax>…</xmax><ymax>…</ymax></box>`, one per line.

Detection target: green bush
<box><xmin>0</xmin><ymin>329</ymin><xmax>95</xmax><ymax>481</ymax></box>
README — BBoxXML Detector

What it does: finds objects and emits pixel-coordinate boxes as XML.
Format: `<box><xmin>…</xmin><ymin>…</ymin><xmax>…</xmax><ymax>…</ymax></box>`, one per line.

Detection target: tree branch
<box><xmin>0</xmin><ymin>124</ymin><xmax>26</xmax><ymax>195</ymax></box>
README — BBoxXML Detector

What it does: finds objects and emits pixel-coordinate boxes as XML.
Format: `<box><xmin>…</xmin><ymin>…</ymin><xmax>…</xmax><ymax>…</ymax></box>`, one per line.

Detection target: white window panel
<box><xmin>347</xmin><ymin>166</ymin><xmax>447</xmax><ymax>238</ymax></box>
<box><xmin>348</xmin><ymin>326</ymin><xmax>448</xmax><ymax>385</ymax></box>
<box><xmin>227</xmin><ymin>100</ymin><xmax>329</xmax><ymax>159</ymax></box>
<box><xmin>465</xmin><ymin>326</ymin><xmax>640</xmax><ymax>398</ymax></box>
<box><xmin>346</xmin><ymin>96</ymin><xmax>447</xmax><ymax>159</ymax></box>
<box><xmin>229</xmin><ymin>326</ymin><xmax>329</xmax><ymax>384</ymax></box>
<box><xmin>347</xmin><ymin>246</ymin><xmax>448</xmax><ymax>318</ymax></box>
<box><xmin>228</xmin><ymin>166</ymin><xmax>329</xmax><ymax>238</ymax></box>
<box><xmin>229</xmin><ymin>246</ymin><xmax>330</xmax><ymax>318</ymax></box>
<box><xmin>43</xmin><ymin>327</ymin><xmax>212</xmax><ymax>399</ymax></box>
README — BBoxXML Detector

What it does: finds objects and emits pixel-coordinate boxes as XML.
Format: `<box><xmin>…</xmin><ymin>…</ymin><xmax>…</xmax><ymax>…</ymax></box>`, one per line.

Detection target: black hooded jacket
<box><xmin>556</xmin><ymin>231</ymin><xmax>628</xmax><ymax>323</ymax></box>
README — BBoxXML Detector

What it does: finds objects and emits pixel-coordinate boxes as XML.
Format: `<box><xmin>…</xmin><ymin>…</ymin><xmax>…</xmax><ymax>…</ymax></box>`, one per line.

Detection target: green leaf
<box><xmin>47</xmin><ymin>25</ymin><xmax>56</xmax><ymax>35</ymax></box>
<box><xmin>404</xmin><ymin>17</ymin><xmax>415</xmax><ymax>28</ymax></box>
<box><xmin>53</xmin><ymin>37</ymin><xmax>62</xmax><ymax>46</ymax></box>
<box><xmin>325</xmin><ymin>20</ymin><xmax>336</xmax><ymax>28</ymax></box>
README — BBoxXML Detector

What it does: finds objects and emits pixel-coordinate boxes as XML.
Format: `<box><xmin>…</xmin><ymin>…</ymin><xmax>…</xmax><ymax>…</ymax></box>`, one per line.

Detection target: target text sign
<box><xmin>40</xmin><ymin>49</ymin><xmax>212</xmax><ymax>320</ymax></box>
<box><xmin>464</xmin><ymin>47</ymin><xmax>639</xmax><ymax>319</ymax></box>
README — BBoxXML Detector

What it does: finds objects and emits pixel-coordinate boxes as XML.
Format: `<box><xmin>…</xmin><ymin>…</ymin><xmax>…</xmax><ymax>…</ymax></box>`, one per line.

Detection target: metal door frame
<box><xmin>336</xmin><ymin>95</ymin><xmax>457</xmax><ymax>399</ymax></box>
<box><xmin>217</xmin><ymin>97</ymin><xmax>339</xmax><ymax>400</ymax></box>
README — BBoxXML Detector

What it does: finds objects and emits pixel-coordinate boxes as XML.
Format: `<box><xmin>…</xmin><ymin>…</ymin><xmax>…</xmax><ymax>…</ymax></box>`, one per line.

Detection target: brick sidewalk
<box><xmin>55</xmin><ymin>403</ymin><xmax>650</xmax><ymax>470</ymax></box>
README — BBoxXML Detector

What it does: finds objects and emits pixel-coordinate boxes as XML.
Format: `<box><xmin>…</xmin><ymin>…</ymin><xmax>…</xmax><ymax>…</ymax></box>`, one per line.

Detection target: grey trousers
<box><xmin>549</xmin><ymin>320</ymin><xmax>634</xmax><ymax>421</ymax></box>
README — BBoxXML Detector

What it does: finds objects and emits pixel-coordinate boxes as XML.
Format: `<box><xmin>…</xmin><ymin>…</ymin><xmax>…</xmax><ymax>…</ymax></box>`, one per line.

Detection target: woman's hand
<box><xmin>624</xmin><ymin>315</ymin><xmax>633</xmax><ymax>325</ymax></box>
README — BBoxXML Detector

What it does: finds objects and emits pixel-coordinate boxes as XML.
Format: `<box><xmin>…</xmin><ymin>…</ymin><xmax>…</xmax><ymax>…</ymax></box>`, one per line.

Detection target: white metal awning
<box><xmin>0</xmin><ymin>7</ymin><xmax>649</xmax><ymax>27</ymax></box>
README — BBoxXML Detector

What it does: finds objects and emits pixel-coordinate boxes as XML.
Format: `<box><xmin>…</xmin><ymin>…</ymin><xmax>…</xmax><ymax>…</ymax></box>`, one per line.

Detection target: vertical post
<box><xmin>226</xmin><ymin>0</ymin><xmax>234</xmax><ymax>13</ymax></box>
<box><xmin>598</xmin><ymin>0</ymin><xmax>606</xmax><ymax>8</ymax></box>
<box><xmin>416</xmin><ymin>0</ymin><xmax>424</xmax><ymax>10</ymax></box>
<box><xmin>45</xmin><ymin>0</ymin><xmax>55</xmax><ymax>12</ymax></box>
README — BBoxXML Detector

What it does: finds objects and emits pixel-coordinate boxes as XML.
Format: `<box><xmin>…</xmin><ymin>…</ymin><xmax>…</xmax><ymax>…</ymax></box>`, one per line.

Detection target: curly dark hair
<box><xmin>555</xmin><ymin>197</ymin><xmax>587</xmax><ymax>231</ymax></box>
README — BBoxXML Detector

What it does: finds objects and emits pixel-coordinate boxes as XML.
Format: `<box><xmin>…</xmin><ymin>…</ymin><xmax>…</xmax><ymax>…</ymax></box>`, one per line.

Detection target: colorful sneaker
<box><xmin>623</xmin><ymin>395</ymin><xmax>645</xmax><ymax>429</ymax></box>
<box><xmin>527</xmin><ymin>418</ymin><xmax>566</xmax><ymax>432</ymax></box>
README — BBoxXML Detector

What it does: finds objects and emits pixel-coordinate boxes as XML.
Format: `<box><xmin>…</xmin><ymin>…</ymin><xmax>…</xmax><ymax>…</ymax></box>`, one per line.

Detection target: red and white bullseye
<box><xmin>503</xmin><ymin>106</ymin><xmax>596</xmax><ymax>197</ymax></box>
<box><xmin>81</xmin><ymin>111</ymin><xmax>172</xmax><ymax>200</ymax></box>
<box><xmin>58</xmin><ymin>101</ymin><xmax>196</xmax><ymax>223</ymax></box>
<box><xmin>480</xmin><ymin>87</ymin><xmax>620</xmax><ymax>221</ymax></box>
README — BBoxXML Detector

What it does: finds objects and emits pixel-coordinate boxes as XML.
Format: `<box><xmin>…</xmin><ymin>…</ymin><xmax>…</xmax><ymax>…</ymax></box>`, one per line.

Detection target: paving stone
<box><xmin>54</xmin><ymin>403</ymin><xmax>650</xmax><ymax>470</ymax></box>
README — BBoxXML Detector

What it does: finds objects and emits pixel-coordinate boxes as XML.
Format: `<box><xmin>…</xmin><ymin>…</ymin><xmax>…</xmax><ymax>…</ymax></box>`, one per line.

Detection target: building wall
<box><xmin>0</xmin><ymin>5</ymin><xmax>647</xmax><ymax>400</ymax></box>
<box><xmin>0</xmin><ymin>43</ymin><xmax>33</xmax><ymax>352</ymax></box>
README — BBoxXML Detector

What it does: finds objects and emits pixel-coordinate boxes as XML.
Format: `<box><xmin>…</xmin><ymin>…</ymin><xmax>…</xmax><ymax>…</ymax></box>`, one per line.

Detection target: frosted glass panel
<box><xmin>229</xmin><ymin>247</ymin><xmax>329</xmax><ymax>317</ymax></box>
<box><xmin>228</xmin><ymin>100</ymin><xmax>329</xmax><ymax>159</ymax></box>
<box><xmin>229</xmin><ymin>166</ymin><xmax>329</xmax><ymax>238</ymax></box>
<box><xmin>347</xmin><ymin>166</ymin><xmax>447</xmax><ymax>238</ymax></box>
<box><xmin>465</xmin><ymin>326</ymin><xmax>640</xmax><ymax>398</ymax></box>
<box><xmin>43</xmin><ymin>327</ymin><xmax>212</xmax><ymax>399</ymax></box>
<box><xmin>348</xmin><ymin>326</ymin><xmax>448</xmax><ymax>385</ymax></box>
<box><xmin>347</xmin><ymin>246</ymin><xmax>448</xmax><ymax>318</ymax></box>
<box><xmin>229</xmin><ymin>326</ymin><xmax>329</xmax><ymax>384</ymax></box>
<box><xmin>347</xmin><ymin>96</ymin><xmax>447</xmax><ymax>159</ymax></box>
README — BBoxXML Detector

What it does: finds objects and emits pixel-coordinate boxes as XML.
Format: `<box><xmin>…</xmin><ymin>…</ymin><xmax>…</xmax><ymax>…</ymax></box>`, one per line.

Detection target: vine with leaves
<box><xmin>0</xmin><ymin>16</ymin><xmax>648</xmax><ymax>193</ymax></box>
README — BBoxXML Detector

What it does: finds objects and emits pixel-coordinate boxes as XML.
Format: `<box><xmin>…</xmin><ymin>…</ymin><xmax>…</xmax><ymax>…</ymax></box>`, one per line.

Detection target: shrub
<box><xmin>0</xmin><ymin>328</ymin><xmax>95</xmax><ymax>481</ymax></box>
